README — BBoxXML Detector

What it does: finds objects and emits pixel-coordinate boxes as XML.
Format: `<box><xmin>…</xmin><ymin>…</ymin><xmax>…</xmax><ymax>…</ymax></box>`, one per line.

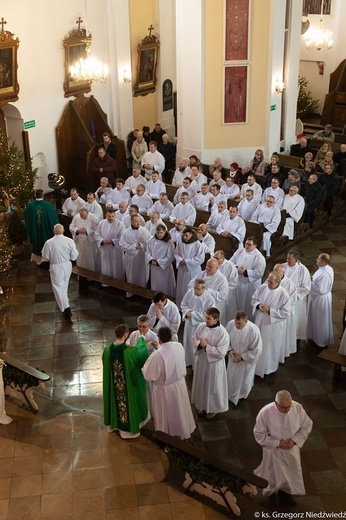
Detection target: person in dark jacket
<box><xmin>304</xmin><ymin>174</ymin><xmax>324</xmax><ymax>227</ymax></box>
<box><xmin>150</xmin><ymin>123</ymin><xmax>166</xmax><ymax>147</ymax></box>
<box><xmin>320</xmin><ymin>164</ymin><xmax>340</xmax><ymax>216</ymax></box>
<box><xmin>290</xmin><ymin>137</ymin><xmax>313</xmax><ymax>158</ymax></box>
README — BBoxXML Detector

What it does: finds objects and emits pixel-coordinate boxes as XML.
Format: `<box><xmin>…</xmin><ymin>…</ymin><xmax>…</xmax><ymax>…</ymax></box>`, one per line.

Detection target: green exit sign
<box><xmin>24</xmin><ymin>120</ymin><xmax>36</xmax><ymax>129</ymax></box>
<box><xmin>270</xmin><ymin>104</ymin><xmax>277</xmax><ymax>111</ymax></box>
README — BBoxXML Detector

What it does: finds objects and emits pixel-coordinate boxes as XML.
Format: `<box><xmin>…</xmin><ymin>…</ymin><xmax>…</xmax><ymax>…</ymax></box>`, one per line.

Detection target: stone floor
<box><xmin>0</xmin><ymin>214</ymin><xmax>346</xmax><ymax>518</ymax></box>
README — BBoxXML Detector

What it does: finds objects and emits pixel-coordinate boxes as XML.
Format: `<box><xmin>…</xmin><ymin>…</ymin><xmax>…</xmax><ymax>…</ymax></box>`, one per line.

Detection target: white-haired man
<box><xmin>282</xmin><ymin>186</ymin><xmax>305</xmax><ymax>240</ymax></box>
<box><xmin>254</xmin><ymin>390</ymin><xmax>312</xmax><ymax>505</ymax></box>
<box><xmin>252</xmin><ymin>272</ymin><xmax>290</xmax><ymax>378</ymax></box>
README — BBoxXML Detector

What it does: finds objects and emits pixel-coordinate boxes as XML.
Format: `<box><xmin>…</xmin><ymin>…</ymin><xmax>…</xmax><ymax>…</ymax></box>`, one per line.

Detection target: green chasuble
<box><xmin>103</xmin><ymin>336</ymin><xmax>149</xmax><ymax>433</ymax></box>
<box><xmin>24</xmin><ymin>200</ymin><xmax>59</xmax><ymax>256</ymax></box>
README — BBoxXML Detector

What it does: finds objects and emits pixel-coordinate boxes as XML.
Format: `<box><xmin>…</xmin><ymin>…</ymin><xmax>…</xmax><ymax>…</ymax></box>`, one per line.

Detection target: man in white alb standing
<box><xmin>41</xmin><ymin>224</ymin><xmax>79</xmax><ymax>320</ymax></box>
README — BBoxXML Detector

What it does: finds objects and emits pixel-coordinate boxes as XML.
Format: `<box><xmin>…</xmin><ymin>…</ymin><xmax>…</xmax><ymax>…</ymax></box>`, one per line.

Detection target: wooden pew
<box><xmin>1</xmin><ymin>352</ymin><xmax>50</xmax><ymax>412</ymax></box>
<box><xmin>276</xmin><ymin>153</ymin><xmax>302</xmax><ymax>169</ymax></box>
<box><xmin>309</xmin><ymin>139</ymin><xmax>341</xmax><ymax>155</ymax></box>
<box><xmin>317</xmin><ymin>349</ymin><xmax>346</xmax><ymax>386</ymax></box>
<box><xmin>334</xmin><ymin>133</ymin><xmax>346</xmax><ymax>144</ymax></box>
<box><xmin>71</xmin><ymin>265</ymin><xmax>157</xmax><ymax>299</ymax></box>
<box><xmin>165</xmin><ymin>184</ymin><xmax>178</xmax><ymax>202</ymax></box>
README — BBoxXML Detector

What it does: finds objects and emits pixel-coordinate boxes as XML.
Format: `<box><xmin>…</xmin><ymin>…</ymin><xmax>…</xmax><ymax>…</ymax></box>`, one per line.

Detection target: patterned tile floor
<box><xmin>0</xmin><ymin>215</ymin><xmax>346</xmax><ymax>518</ymax></box>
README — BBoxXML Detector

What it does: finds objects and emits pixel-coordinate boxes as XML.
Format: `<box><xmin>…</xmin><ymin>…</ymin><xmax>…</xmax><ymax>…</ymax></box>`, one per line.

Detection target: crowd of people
<box><xmin>23</xmin><ymin>125</ymin><xmax>342</xmax><ymax>507</ymax></box>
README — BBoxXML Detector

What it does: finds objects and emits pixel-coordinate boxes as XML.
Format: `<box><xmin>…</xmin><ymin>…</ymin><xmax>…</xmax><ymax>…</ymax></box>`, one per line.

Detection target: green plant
<box><xmin>8</xmin><ymin>210</ymin><xmax>28</xmax><ymax>245</ymax></box>
<box><xmin>0</xmin><ymin>132</ymin><xmax>38</xmax><ymax>210</ymax></box>
<box><xmin>0</xmin><ymin>226</ymin><xmax>14</xmax><ymax>273</ymax></box>
<box><xmin>166</xmin><ymin>446</ymin><xmax>245</xmax><ymax>492</ymax></box>
<box><xmin>297</xmin><ymin>74</ymin><xmax>319</xmax><ymax>117</ymax></box>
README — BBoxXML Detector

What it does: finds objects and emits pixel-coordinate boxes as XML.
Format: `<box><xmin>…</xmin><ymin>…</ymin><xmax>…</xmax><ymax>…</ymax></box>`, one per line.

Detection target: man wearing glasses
<box><xmin>126</xmin><ymin>315</ymin><xmax>158</xmax><ymax>354</ymax></box>
<box><xmin>230</xmin><ymin>236</ymin><xmax>266</xmax><ymax>320</ymax></box>
<box><xmin>251</xmin><ymin>196</ymin><xmax>281</xmax><ymax>257</ymax></box>
<box><xmin>254</xmin><ymin>390</ymin><xmax>312</xmax><ymax>506</ymax></box>
<box><xmin>282</xmin><ymin>186</ymin><xmax>305</xmax><ymax>240</ymax></box>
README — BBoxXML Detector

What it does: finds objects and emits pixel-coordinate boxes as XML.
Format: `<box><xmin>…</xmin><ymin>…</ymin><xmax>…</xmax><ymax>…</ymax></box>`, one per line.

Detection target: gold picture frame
<box><xmin>63</xmin><ymin>23</ymin><xmax>91</xmax><ymax>98</ymax></box>
<box><xmin>0</xmin><ymin>19</ymin><xmax>19</xmax><ymax>106</ymax></box>
<box><xmin>134</xmin><ymin>27</ymin><xmax>160</xmax><ymax>97</ymax></box>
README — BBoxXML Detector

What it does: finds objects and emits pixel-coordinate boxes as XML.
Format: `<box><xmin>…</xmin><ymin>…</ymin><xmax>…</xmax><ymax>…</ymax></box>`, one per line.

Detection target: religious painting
<box><xmin>134</xmin><ymin>28</ymin><xmax>160</xmax><ymax>97</ymax></box>
<box><xmin>223</xmin><ymin>65</ymin><xmax>248</xmax><ymax>124</ymax></box>
<box><xmin>225</xmin><ymin>0</ymin><xmax>250</xmax><ymax>61</ymax></box>
<box><xmin>0</xmin><ymin>23</ymin><xmax>19</xmax><ymax>106</ymax></box>
<box><xmin>162</xmin><ymin>79</ymin><xmax>173</xmax><ymax>111</ymax></box>
<box><xmin>303</xmin><ymin>0</ymin><xmax>331</xmax><ymax>15</ymax></box>
<box><xmin>63</xmin><ymin>24</ymin><xmax>91</xmax><ymax>98</ymax></box>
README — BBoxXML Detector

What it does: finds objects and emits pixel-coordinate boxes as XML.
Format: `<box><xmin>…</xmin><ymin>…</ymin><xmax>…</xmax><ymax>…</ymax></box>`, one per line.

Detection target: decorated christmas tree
<box><xmin>0</xmin><ymin>226</ymin><xmax>14</xmax><ymax>273</ymax></box>
<box><xmin>297</xmin><ymin>74</ymin><xmax>319</xmax><ymax>117</ymax></box>
<box><xmin>0</xmin><ymin>132</ymin><xmax>37</xmax><ymax>211</ymax></box>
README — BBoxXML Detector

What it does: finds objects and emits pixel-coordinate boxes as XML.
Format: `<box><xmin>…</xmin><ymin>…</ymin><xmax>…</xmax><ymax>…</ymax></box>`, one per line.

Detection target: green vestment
<box><xmin>102</xmin><ymin>336</ymin><xmax>149</xmax><ymax>433</ymax></box>
<box><xmin>24</xmin><ymin>199</ymin><xmax>59</xmax><ymax>256</ymax></box>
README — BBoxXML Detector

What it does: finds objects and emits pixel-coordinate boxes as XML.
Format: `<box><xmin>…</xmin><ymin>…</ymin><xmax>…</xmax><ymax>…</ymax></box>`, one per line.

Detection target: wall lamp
<box><xmin>123</xmin><ymin>69</ymin><xmax>132</xmax><ymax>83</ymax></box>
<box><xmin>275</xmin><ymin>79</ymin><xmax>286</xmax><ymax>94</ymax></box>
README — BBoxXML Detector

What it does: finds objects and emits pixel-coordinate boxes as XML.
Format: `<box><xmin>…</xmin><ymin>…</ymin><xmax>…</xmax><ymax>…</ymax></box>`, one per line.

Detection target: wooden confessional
<box><xmin>321</xmin><ymin>59</ymin><xmax>346</xmax><ymax>127</ymax></box>
<box><xmin>56</xmin><ymin>96</ymin><xmax>127</xmax><ymax>193</ymax></box>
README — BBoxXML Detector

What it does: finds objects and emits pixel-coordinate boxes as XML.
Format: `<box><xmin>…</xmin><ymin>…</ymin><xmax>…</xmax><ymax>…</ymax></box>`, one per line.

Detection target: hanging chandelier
<box><xmin>304</xmin><ymin>0</ymin><xmax>333</xmax><ymax>50</ymax></box>
<box><xmin>70</xmin><ymin>37</ymin><xmax>109</xmax><ymax>83</ymax></box>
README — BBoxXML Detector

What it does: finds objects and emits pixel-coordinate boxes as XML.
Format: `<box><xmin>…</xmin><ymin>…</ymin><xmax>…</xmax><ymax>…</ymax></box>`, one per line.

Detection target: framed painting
<box><xmin>223</xmin><ymin>65</ymin><xmax>248</xmax><ymax>124</ymax></box>
<box><xmin>134</xmin><ymin>30</ymin><xmax>160</xmax><ymax>97</ymax></box>
<box><xmin>303</xmin><ymin>0</ymin><xmax>331</xmax><ymax>15</ymax></box>
<box><xmin>0</xmin><ymin>25</ymin><xmax>19</xmax><ymax>106</ymax></box>
<box><xmin>225</xmin><ymin>0</ymin><xmax>250</xmax><ymax>62</ymax></box>
<box><xmin>63</xmin><ymin>26</ymin><xmax>91</xmax><ymax>98</ymax></box>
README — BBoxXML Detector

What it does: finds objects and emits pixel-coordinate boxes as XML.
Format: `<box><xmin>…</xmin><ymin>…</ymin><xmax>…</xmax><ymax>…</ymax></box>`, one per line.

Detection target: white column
<box><xmin>265</xmin><ymin>0</ymin><xmax>287</xmax><ymax>156</ymax></box>
<box><xmin>175</xmin><ymin>0</ymin><xmax>204</xmax><ymax>160</ymax></box>
<box><xmin>104</xmin><ymin>0</ymin><xmax>134</xmax><ymax>140</ymax></box>
<box><xmin>157</xmin><ymin>0</ymin><xmax>176</xmax><ymax>139</ymax></box>
<box><xmin>284</xmin><ymin>0</ymin><xmax>303</xmax><ymax>149</ymax></box>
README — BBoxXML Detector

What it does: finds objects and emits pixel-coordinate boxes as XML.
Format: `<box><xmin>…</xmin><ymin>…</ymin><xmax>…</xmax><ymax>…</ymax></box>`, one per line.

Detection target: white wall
<box><xmin>299</xmin><ymin>0</ymin><xmax>343</xmax><ymax>115</ymax></box>
<box><xmin>175</xmin><ymin>0</ymin><xmax>203</xmax><ymax>160</ymax></box>
<box><xmin>2</xmin><ymin>0</ymin><xmax>117</xmax><ymax>179</ymax></box>
<box><xmin>157</xmin><ymin>0</ymin><xmax>176</xmax><ymax>139</ymax></box>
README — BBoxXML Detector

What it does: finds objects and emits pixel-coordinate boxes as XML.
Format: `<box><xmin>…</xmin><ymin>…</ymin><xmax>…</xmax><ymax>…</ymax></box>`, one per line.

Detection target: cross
<box><xmin>76</xmin><ymin>17</ymin><xmax>83</xmax><ymax>31</ymax></box>
<box><xmin>148</xmin><ymin>24</ymin><xmax>154</xmax><ymax>37</ymax></box>
<box><xmin>0</xmin><ymin>18</ymin><xmax>7</xmax><ymax>33</ymax></box>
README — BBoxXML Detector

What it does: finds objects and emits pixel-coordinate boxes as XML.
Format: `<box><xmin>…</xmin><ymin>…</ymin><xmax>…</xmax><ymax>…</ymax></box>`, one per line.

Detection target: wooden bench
<box><xmin>309</xmin><ymin>139</ymin><xmax>341</xmax><ymax>154</ymax></box>
<box><xmin>153</xmin><ymin>430</ymin><xmax>267</xmax><ymax>517</ymax></box>
<box><xmin>165</xmin><ymin>183</ymin><xmax>178</xmax><ymax>202</ymax></box>
<box><xmin>72</xmin><ymin>265</ymin><xmax>157</xmax><ymax>299</ymax></box>
<box><xmin>334</xmin><ymin>133</ymin><xmax>346</xmax><ymax>144</ymax></box>
<box><xmin>1</xmin><ymin>352</ymin><xmax>50</xmax><ymax>412</ymax></box>
<box><xmin>276</xmin><ymin>153</ymin><xmax>302</xmax><ymax>169</ymax></box>
<box><xmin>317</xmin><ymin>349</ymin><xmax>346</xmax><ymax>386</ymax></box>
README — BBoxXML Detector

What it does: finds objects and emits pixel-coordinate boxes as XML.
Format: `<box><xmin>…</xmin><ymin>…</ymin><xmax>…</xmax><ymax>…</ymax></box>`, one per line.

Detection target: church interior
<box><xmin>1</xmin><ymin>0</ymin><xmax>346</xmax><ymax>518</ymax></box>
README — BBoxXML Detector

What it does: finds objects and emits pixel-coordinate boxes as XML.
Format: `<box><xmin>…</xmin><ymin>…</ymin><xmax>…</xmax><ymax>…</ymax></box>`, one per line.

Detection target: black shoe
<box><xmin>278</xmin><ymin>490</ymin><xmax>296</xmax><ymax>505</ymax></box>
<box><xmin>197</xmin><ymin>410</ymin><xmax>206</xmax><ymax>417</ymax></box>
<box><xmin>63</xmin><ymin>307</ymin><xmax>72</xmax><ymax>319</ymax></box>
<box><xmin>268</xmin><ymin>492</ymin><xmax>277</xmax><ymax>502</ymax></box>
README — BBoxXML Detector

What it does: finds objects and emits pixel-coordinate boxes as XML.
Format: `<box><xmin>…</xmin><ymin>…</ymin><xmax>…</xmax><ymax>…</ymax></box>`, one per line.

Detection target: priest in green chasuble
<box><xmin>24</xmin><ymin>189</ymin><xmax>59</xmax><ymax>264</ymax></box>
<box><xmin>102</xmin><ymin>324</ymin><xmax>150</xmax><ymax>439</ymax></box>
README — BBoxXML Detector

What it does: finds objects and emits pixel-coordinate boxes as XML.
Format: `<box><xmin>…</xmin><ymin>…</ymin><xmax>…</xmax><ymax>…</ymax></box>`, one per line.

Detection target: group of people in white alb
<box><xmin>130</xmin><ymin>245</ymin><xmax>334</xmax><ymax>422</ymax></box>
<box><xmin>103</xmin><ymin>302</ymin><xmax>315</xmax><ymax>506</ymax></box>
<box><xmin>67</xmin><ymin>184</ymin><xmax>334</xmax><ymax>377</ymax></box>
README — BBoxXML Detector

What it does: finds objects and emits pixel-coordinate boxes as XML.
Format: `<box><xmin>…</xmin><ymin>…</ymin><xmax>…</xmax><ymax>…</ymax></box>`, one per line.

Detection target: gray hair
<box><xmin>275</xmin><ymin>390</ymin><xmax>292</xmax><ymax>403</ymax></box>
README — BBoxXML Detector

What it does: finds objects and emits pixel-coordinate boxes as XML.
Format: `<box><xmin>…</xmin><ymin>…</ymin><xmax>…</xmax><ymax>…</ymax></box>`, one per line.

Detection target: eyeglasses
<box><xmin>276</xmin><ymin>403</ymin><xmax>291</xmax><ymax>412</ymax></box>
<box><xmin>138</xmin><ymin>324</ymin><xmax>149</xmax><ymax>329</ymax></box>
